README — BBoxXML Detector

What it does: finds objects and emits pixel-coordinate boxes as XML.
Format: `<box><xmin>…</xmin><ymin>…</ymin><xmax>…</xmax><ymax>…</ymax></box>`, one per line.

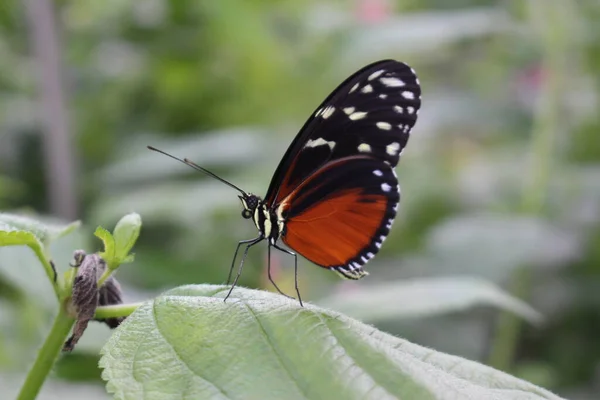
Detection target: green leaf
<box><xmin>100</xmin><ymin>285</ymin><xmax>563</xmax><ymax>400</ymax></box>
<box><xmin>112</xmin><ymin>212</ymin><xmax>141</xmax><ymax>264</ymax></box>
<box><xmin>94</xmin><ymin>226</ymin><xmax>115</xmax><ymax>264</ymax></box>
<box><xmin>0</xmin><ymin>213</ymin><xmax>81</xmax><ymax>294</ymax></box>
<box><xmin>0</xmin><ymin>213</ymin><xmax>80</xmax><ymax>247</ymax></box>
<box><xmin>94</xmin><ymin>213</ymin><xmax>141</xmax><ymax>271</ymax></box>
<box><xmin>319</xmin><ymin>277</ymin><xmax>543</xmax><ymax>324</ymax></box>
<box><xmin>0</xmin><ymin>230</ymin><xmax>42</xmax><ymax>249</ymax></box>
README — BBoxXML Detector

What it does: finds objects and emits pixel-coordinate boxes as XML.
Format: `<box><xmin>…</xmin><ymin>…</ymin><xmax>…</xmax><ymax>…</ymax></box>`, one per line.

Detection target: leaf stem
<box><xmin>95</xmin><ymin>302</ymin><xmax>143</xmax><ymax>319</ymax></box>
<box><xmin>96</xmin><ymin>268</ymin><xmax>112</xmax><ymax>288</ymax></box>
<box><xmin>32</xmin><ymin>245</ymin><xmax>61</xmax><ymax>300</ymax></box>
<box><xmin>16</xmin><ymin>305</ymin><xmax>75</xmax><ymax>400</ymax></box>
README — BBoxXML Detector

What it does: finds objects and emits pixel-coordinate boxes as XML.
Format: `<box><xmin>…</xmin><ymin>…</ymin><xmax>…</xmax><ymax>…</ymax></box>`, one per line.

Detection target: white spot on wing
<box><xmin>380</xmin><ymin>77</ymin><xmax>405</xmax><ymax>87</ymax></box>
<box><xmin>394</xmin><ymin>105</ymin><xmax>404</xmax><ymax>114</ymax></box>
<box><xmin>378</xmin><ymin>94</ymin><xmax>387</xmax><ymax>99</ymax></box>
<box><xmin>402</xmin><ymin>91</ymin><xmax>415</xmax><ymax>99</ymax></box>
<box><xmin>373</xmin><ymin>170</ymin><xmax>383</xmax><ymax>177</ymax></box>
<box><xmin>305</xmin><ymin>137</ymin><xmax>335</xmax><ymax>150</ymax></box>
<box><xmin>367</xmin><ymin>252</ymin><xmax>374</xmax><ymax>258</ymax></box>
<box><xmin>343</xmin><ymin>107</ymin><xmax>355</xmax><ymax>115</ymax></box>
<box><xmin>358</xmin><ymin>143</ymin><xmax>371</xmax><ymax>153</ymax></box>
<box><xmin>381</xmin><ymin>183</ymin><xmax>392</xmax><ymax>192</ymax></box>
<box><xmin>376</xmin><ymin>122</ymin><xmax>391</xmax><ymax>130</ymax></box>
<box><xmin>321</xmin><ymin>106</ymin><xmax>335</xmax><ymax>119</ymax></box>
<box><xmin>407</xmin><ymin>106</ymin><xmax>415</xmax><ymax>114</ymax></box>
<box><xmin>368</xmin><ymin>69</ymin><xmax>385</xmax><ymax>81</ymax></box>
<box><xmin>386</xmin><ymin>142</ymin><xmax>401</xmax><ymax>156</ymax></box>
<box><xmin>349</xmin><ymin>83</ymin><xmax>359</xmax><ymax>93</ymax></box>
<box><xmin>349</xmin><ymin>111</ymin><xmax>367</xmax><ymax>120</ymax></box>
<box><xmin>361</xmin><ymin>85</ymin><xmax>373</xmax><ymax>93</ymax></box>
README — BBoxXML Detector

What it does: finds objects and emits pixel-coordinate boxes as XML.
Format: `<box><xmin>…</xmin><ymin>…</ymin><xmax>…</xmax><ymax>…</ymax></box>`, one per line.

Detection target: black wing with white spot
<box><xmin>264</xmin><ymin>59</ymin><xmax>421</xmax><ymax>206</ymax></box>
<box><xmin>279</xmin><ymin>155</ymin><xmax>400</xmax><ymax>279</ymax></box>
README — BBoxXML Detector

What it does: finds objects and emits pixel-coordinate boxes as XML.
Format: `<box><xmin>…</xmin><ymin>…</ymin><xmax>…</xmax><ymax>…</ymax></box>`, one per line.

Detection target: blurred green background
<box><xmin>1</xmin><ymin>0</ymin><xmax>599</xmax><ymax>398</ymax></box>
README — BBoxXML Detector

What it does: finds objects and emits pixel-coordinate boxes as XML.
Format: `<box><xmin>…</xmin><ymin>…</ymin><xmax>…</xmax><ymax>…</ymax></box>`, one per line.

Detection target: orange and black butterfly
<box><xmin>149</xmin><ymin>59</ymin><xmax>422</xmax><ymax>305</ymax></box>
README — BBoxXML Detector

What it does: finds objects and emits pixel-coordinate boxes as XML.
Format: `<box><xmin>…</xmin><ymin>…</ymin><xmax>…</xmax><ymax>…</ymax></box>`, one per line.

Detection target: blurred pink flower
<box><xmin>355</xmin><ymin>0</ymin><xmax>393</xmax><ymax>24</ymax></box>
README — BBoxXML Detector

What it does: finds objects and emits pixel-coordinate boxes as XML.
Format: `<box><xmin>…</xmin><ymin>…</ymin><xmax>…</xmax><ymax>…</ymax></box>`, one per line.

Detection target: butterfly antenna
<box><xmin>147</xmin><ymin>146</ymin><xmax>247</xmax><ymax>195</ymax></box>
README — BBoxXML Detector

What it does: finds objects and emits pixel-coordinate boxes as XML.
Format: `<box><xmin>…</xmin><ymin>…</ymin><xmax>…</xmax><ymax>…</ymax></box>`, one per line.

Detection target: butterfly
<box><xmin>149</xmin><ymin>59</ymin><xmax>421</xmax><ymax>306</ymax></box>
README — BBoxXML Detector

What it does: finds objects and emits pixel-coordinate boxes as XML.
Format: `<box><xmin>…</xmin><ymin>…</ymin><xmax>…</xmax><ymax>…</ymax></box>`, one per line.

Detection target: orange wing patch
<box><xmin>282</xmin><ymin>189</ymin><xmax>388</xmax><ymax>268</ymax></box>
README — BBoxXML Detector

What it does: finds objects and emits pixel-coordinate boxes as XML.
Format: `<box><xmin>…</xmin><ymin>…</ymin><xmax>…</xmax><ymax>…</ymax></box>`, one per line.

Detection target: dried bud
<box><xmin>63</xmin><ymin>250</ymin><xmax>127</xmax><ymax>352</ymax></box>
<box><xmin>70</xmin><ymin>249</ymin><xmax>86</xmax><ymax>268</ymax></box>
<box><xmin>63</xmin><ymin>252</ymin><xmax>103</xmax><ymax>352</ymax></box>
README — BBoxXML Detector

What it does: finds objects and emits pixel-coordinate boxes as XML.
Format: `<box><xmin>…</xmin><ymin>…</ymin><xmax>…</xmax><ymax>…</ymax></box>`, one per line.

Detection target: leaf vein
<box><xmin>152</xmin><ymin>300</ymin><xmax>230</xmax><ymax>399</ymax></box>
<box><xmin>243</xmin><ymin>303</ymin><xmax>310</xmax><ymax>400</ymax></box>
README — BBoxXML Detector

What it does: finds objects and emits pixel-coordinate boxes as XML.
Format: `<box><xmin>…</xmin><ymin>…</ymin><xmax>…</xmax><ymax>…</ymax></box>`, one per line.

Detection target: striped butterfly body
<box><xmin>149</xmin><ymin>59</ymin><xmax>421</xmax><ymax>305</ymax></box>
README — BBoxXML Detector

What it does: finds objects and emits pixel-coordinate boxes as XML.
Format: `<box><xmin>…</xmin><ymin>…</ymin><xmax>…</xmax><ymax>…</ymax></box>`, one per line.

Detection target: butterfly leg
<box><xmin>224</xmin><ymin>236</ymin><xmax>263</xmax><ymax>302</ymax></box>
<box><xmin>227</xmin><ymin>237</ymin><xmax>262</xmax><ymax>284</ymax></box>
<box><xmin>266</xmin><ymin>242</ymin><xmax>294</xmax><ymax>300</ymax></box>
<box><xmin>272</xmin><ymin>243</ymin><xmax>303</xmax><ymax>307</ymax></box>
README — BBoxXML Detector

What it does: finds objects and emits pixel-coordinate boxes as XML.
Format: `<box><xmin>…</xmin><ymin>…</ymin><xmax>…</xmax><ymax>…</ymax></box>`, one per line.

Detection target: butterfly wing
<box><xmin>278</xmin><ymin>155</ymin><xmax>399</xmax><ymax>279</ymax></box>
<box><xmin>264</xmin><ymin>59</ymin><xmax>421</xmax><ymax>207</ymax></box>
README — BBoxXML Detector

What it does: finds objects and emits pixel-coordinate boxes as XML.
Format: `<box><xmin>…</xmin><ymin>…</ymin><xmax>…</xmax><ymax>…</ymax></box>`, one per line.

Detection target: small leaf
<box><xmin>319</xmin><ymin>277</ymin><xmax>543</xmax><ymax>324</ymax></box>
<box><xmin>94</xmin><ymin>226</ymin><xmax>115</xmax><ymax>262</ymax></box>
<box><xmin>94</xmin><ymin>214</ymin><xmax>141</xmax><ymax>271</ymax></box>
<box><xmin>112</xmin><ymin>213</ymin><xmax>141</xmax><ymax>264</ymax></box>
<box><xmin>100</xmin><ymin>285</ymin><xmax>562</xmax><ymax>400</ymax></box>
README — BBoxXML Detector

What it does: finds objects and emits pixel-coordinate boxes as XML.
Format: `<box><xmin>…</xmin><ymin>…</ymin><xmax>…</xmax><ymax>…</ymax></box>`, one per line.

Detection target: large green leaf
<box><xmin>319</xmin><ymin>277</ymin><xmax>542</xmax><ymax>324</ymax></box>
<box><xmin>0</xmin><ymin>213</ymin><xmax>80</xmax><ymax>247</ymax></box>
<box><xmin>100</xmin><ymin>285</ymin><xmax>563</xmax><ymax>400</ymax></box>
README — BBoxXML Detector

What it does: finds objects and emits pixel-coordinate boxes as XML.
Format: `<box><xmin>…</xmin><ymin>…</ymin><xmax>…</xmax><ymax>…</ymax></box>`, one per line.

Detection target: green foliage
<box><xmin>0</xmin><ymin>212</ymin><xmax>142</xmax><ymax>400</ymax></box>
<box><xmin>95</xmin><ymin>213</ymin><xmax>141</xmax><ymax>272</ymax></box>
<box><xmin>0</xmin><ymin>211</ymin><xmax>560</xmax><ymax>399</ymax></box>
<box><xmin>100</xmin><ymin>285</ymin><xmax>562</xmax><ymax>400</ymax></box>
<box><xmin>0</xmin><ymin>213</ymin><xmax>80</xmax><ymax>247</ymax></box>
<box><xmin>319</xmin><ymin>277</ymin><xmax>543</xmax><ymax>323</ymax></box>
<box><xmin>0</xmin><ymin>0</ymin><xmax>599</xmax><ymax>398</ymax></box>
<box><xmin>0</xmin><ymin>213</ymin><xmax>81</xmax><ymax>297</ymax></box>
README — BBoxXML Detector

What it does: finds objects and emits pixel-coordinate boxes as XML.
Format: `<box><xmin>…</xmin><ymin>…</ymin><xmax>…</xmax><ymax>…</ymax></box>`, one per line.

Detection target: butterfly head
<box><xmin>239</xmin><ymin>194</ymin><xmax>262</xmax><ymax>220</ymax></box>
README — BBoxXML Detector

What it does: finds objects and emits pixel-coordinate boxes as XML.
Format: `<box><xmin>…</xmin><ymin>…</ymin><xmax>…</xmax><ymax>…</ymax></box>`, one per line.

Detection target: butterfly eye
<box><xmin>241</xmin><ymin>209</ymin><xmax>252</xmax><ymax>219</ymax></box>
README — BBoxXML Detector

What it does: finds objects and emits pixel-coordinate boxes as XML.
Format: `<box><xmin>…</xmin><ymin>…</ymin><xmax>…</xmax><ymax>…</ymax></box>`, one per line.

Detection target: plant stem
<box><xmin>95</xmin><ymin>302</ymin><xmax>144</xmax><ymax>319</ymax></box>
<box><xmin>96</xmin><ymin>268</ymin><xmax>112</xmax><ymax>288</ymax></box>
<box><xmin>17</xmin><ymin>306</ymin><xmax>75</xmax><ymax>400</ymax></box>
<box><xmin>488</xmin><ymin>0</ymin><xmax>570</xmax><ymax>370</ymax></box>
<box><xmin>31</xmin><ymin>245</ymin><xmax>61</xmax><ymax>300</ymax></box>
